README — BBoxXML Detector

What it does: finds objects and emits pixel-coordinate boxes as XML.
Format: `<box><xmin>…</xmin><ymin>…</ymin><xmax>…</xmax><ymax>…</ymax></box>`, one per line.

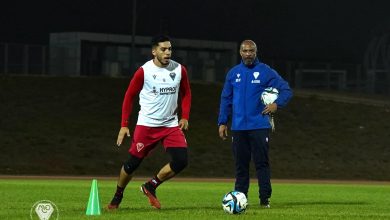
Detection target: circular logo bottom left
<box><xmin>30</xmin><ymin>200</ymin><xmax>59</xmax><ymax>220</ymax></box>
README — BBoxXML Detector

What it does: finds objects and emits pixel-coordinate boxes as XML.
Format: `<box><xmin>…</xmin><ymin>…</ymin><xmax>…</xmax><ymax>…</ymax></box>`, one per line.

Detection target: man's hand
<box><xmin>262</xmin><ymin>103</ymin><xmax>278</xmax><ymax>115</ymax></box>
<box><xmin>219</xmin><ymin>124</ymin><xmax>228</xmax><ymax>140</ymax></box>
<box><xmin>117</xmin><ymin>127</ymin><xmax>130</xmax><ymax>146</ymax></box>
<box><xmin>179</xmin><ymin>119</ymin><xmax>189</xmax><ymax>130</ymax></box>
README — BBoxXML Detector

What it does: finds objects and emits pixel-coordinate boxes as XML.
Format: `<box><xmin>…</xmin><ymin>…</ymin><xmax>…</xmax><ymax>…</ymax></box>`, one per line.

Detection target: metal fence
<box><xmin>1</xmin><ymin>42</ymin><xmax>390</xmax><ymax>96</ymax></box>
<box><xmin>0</xmin><ymin>43</ymin><xmax>47</xmax><ymax>75</ymax></box>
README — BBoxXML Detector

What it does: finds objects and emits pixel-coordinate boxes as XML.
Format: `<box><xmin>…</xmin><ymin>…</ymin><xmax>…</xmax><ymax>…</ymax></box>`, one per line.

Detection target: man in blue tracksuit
<box><xmin>218</xmin><ymin>40</ymin><xmax>292</xmax><ymax>208</ymax></box>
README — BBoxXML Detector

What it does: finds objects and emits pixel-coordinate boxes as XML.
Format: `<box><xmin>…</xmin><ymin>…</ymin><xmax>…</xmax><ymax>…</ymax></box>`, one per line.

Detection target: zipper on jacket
<box><xmin>243</xmin><ymin>70</ymin><xmax>247</xmax><ymax>127</ymax></box>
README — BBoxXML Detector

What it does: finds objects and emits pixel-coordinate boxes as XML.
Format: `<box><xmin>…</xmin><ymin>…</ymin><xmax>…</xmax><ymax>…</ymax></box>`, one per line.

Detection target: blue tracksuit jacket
<box><xmin>218</xmin><ymin>58</ymin><xmax>293</xmax><ymax>130</ymax></box>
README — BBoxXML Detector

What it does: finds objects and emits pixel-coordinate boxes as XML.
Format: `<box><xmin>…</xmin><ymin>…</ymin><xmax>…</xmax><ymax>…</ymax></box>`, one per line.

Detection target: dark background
<box><xmin>2</xmin><ymin>0</ymin><xmax>390</xmax><ymax>63</ymax></box>
<box><xmin>1</xmin><ymin>1</ymin><xmax>390</xmax><ymax>180</ymax></box>
<box><xmin>1</xmin><ymin>76</ymin><xmax>390</xmax><ymax>179</ymax></box>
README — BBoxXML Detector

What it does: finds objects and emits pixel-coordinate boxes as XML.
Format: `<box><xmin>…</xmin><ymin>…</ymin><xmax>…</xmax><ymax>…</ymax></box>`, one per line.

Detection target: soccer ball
<box><xmin>261</xmin><ymin>87</ymin><xmax>279</xmax><ymax>105</ymax></box>
<box><xmin>222</xmin><ymin>191</ymin><xmax>248</xmax><ymax>214</ymax></box>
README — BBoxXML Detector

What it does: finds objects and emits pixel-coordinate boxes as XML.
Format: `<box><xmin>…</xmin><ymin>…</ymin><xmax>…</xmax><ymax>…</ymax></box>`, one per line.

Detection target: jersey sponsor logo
<box><xmin>159</xmin><ymin>86</ymin><xmax>177</xmax><ymax>95</ymax></box>
<box><xmin>251</xmin><ymin>71</ymin><xmax>261</xmax><ymax>83</ymax></box>
<box><xmin>136</xmin><ymin>143</ymin><xmax>145</xmax><ymax>152</ymax></box>
<box><xmin>152</xmin><ymin>87</ymin><xmax>158</xmax><ymax>95</ymax></box>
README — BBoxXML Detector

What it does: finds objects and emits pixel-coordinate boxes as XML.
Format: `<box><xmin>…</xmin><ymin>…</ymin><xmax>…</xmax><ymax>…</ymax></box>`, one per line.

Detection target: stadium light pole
<box><xmin>131</xmin><ymin>0</ymin><xmax>137</xmax><ymax>73</ymax></box>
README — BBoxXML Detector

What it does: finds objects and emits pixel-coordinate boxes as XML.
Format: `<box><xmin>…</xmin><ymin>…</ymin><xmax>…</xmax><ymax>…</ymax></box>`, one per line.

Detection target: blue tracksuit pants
<box><xmin>232</xmin><ymin>129</ymin><xmax>272</xmax><ymax>203</ymax></box>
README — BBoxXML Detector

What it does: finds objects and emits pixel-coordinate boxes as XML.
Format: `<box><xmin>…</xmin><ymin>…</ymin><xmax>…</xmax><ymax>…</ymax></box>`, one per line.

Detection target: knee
<box><xmin>170</xmin><ymin>156</ymin><xmax>188</xmax><ymax>174</ymax></box>
<box><xmin>168</xmin><ymin>148</ymin><xmax>188</xmax><ymax>174</ymax></box>
<box><xmin>123</xmin><ymin>155</ymin><xmax>143</xmax><ymax>175</ymax></box>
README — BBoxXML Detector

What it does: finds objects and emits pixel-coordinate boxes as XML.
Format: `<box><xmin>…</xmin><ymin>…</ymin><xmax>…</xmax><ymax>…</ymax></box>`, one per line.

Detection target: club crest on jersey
<box><xmin>251</xmin><ymin>71</ymin><xmax>260</xmax><ymax>83</ymax></box>
<box><xmin>236</xmin><ymin>73</ymin><xmax>241</xmax><ymax>82</ymax></box>
<box><xmin>153</xmin><ymin>74</ymin><xmax>157</xmax><ymax>79</ymax></box>
<box><xmin>169</xmin><ymin>72</ymin><xmax>176</xmax><ymax>81</ymax></box>
<box><xmin>136</xmin><ymin>143</ymin><xmax>145</xmax><ymax>152</ymax></box>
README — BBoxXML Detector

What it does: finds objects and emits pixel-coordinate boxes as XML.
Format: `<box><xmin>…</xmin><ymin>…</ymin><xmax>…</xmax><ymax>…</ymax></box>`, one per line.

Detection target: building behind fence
<box><xmin>1</xmin><ymin>32</ymin><xmax>389</xmax><ymax>95</ymax></box>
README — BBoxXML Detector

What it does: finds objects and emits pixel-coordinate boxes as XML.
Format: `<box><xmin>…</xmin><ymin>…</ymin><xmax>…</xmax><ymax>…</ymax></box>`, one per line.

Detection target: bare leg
<box><xmin>140</xmin><ymin>163</ymin><xmax>175</xmax><ymax>209</ymax></box>
<box><xmin>108</xmin><ymin>166</ymin><xmax>132</xmax><ymax>209</ymax></box>
<box><xmin>117</xmin><ymin>166</ymin><xmax>133</xmax><ymax>187</ymax></box>
<box><xmin>156</xmin><ymin>163</ymin><xmax>176</xmax><ymax>181</ymax></box>
<box><xmin>141</xmin><ymin>148</ymin><xmax>187</xmax><ymax>209</ymax></box>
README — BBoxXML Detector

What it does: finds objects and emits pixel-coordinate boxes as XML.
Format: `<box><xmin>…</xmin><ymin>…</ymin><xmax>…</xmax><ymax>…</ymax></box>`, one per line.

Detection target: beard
<box><xmin>243</xmin><ymin>58</ymin><xmax>255</xmax><ymax>66</ymax></box>
<box><xmin>156</xmin><ymin>56</ymin><xmax>170</xmax><ymax>67</ymax></box>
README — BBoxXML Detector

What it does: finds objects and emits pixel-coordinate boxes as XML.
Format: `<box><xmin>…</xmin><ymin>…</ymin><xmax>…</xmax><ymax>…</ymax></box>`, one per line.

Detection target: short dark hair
<box><xmin>151</xmin><ymin>35</ymin><xmax>171</xmax><ymax>47</ymax></box>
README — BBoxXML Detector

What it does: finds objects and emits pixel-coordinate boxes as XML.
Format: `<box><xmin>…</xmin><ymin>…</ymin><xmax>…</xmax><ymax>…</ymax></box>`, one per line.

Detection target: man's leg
<box><xmin>141</xmin><ymin>148</ymin><xmax>188</xmax><ymax>209</ymax></box>
<box><xmin>108</xmin><ymin>155</ymin><xmax>143</xmax><ymax>209</ymax></box>
<box><xmin>232</xmin><ymin>131</ymin><xmax>251</xmax><ymax>197</ymax></box>
<box><xmin>249</xmin><ymin>129</ymin><xmax>272</xmax><ymax>207</ymax></box>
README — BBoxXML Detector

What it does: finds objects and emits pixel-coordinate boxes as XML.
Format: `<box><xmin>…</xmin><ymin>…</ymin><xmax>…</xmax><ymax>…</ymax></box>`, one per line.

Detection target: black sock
<box><xmin>148</xmin><ymin>176</ymin><xmax>162</xmax><ymax>189</ymax></box>
<box><xmin>115</xmin><ymin>185</ymin><xmax>125</xmax><ymax>197</ymax></box>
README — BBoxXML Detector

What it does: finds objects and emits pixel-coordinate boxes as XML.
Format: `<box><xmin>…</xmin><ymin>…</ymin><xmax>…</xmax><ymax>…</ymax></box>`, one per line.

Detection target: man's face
<box><xmin>152</xmin><ymin>41</ymin><xmax>172</xmax><ymax>67</ymax></box>
<box><xmin>240</xmin><ymin>43</ymin><xmax>257</xmax><ymax>66</ymax></box>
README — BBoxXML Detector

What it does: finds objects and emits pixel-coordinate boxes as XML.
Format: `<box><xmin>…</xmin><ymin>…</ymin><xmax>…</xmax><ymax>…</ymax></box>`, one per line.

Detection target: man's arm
<box><xmin>117</xmin><ymin>68</ymin><xmax>144</xmax><ymax>146</ymax></box>
<box><xmin>218</xmin><ymin>70</ymin><xmax>233</xmax><ymax>126</ymax></box>
<box><xmin>121</xmin><ymin>68</ymin><xmax>144</xmax><ymax>127</ymax></box>
<box><xmin>267</xmin><ymin>68</ymin><xmax>293</xmax><ymax>108</ymax></box>
<box><xmin>179</xmin><ymin>65</ymin><xmax>191</xmax><ymax>130</ymax></box>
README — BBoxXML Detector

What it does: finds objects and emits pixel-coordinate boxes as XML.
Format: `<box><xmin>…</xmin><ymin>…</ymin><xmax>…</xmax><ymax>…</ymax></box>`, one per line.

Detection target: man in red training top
<box><xmin>108</xmin><ymin>35</ymin><xmax>191</xmax><ymax>210</ymax></box>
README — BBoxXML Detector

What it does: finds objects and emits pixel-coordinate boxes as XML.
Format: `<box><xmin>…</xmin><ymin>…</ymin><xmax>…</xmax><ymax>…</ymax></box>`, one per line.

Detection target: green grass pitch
<box><xmin>1</xmin><ymin>178</ymin><xmax>389</xmax><ymax>219</ymax></box>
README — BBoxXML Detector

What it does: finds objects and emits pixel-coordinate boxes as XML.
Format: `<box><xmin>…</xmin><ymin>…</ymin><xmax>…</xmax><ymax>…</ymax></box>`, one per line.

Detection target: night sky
<box><xmin>2</xmin><ymin>0</ymin><xmax>390</xmax><ymax>63</ymax></box>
